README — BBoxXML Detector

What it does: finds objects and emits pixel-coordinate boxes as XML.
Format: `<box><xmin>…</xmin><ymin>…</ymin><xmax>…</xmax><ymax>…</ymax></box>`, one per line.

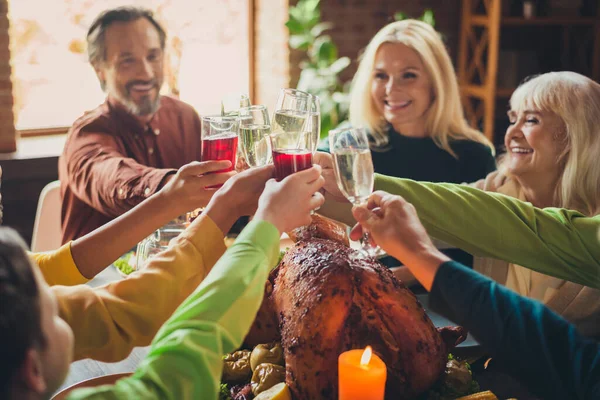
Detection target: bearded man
<box><xmin>59</xmin><ymin>7</ymin><xmax>207</xmax><ymax>242</ymax></box>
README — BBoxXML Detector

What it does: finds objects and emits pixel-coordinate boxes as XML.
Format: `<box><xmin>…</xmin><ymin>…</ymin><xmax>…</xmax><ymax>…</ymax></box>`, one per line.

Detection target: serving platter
<box><xmin>415</xmin><ymin>293</ymin><xmax>482</xmax><ymax>358</ymax></box>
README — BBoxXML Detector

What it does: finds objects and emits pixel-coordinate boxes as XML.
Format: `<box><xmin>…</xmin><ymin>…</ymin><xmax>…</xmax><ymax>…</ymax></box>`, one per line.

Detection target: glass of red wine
<box><xmin>268</xmin><ymin>131</ymin><xmax>313</xmax><ymax>181</ymax></box>
<box><xmin>201</xmin><ymin>115</ymin><xmax>239</xmax><ymax>170</ymax></box>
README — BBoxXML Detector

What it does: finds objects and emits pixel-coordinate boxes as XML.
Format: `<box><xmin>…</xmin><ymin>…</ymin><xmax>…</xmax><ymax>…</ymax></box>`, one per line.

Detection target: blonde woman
<box><xmin>343</xmin><ymin>19</ymin><xmax>495</xmax><ymax>183</ymax></box>
<box><xmin>472</xmin><ymin>71</ymin><xmax>600</xmax><ymax>337</ymax></box>
<box><xmin>319</xmin><ymin>19</ymin><xmax>496</xmax><ymax>267</ymax></box>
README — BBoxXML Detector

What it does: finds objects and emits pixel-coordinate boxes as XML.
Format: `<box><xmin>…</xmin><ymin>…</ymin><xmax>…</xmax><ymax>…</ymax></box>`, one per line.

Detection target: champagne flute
<box><xmin>307</xmin><ymin>95</ymin><xmax>321</xmax><ymax>152</ymax></box>
<box><xmin>239</xmin><ymin>105</ymin><xmax>272</xmax><ymax>167</ymax></box>
<box><xmin>221</xmin><ymin>93</ymin><xmax>250</xmax><ymax>116</ymax></box>
<box><xmin>272</xmin><ymin>88</ymin><xmax>311</xmax><ymax>135</ymax></box>
<box><xmin>268</xmin><ymin>131</ymin><xmax>313</xmax><ymax>181</ymax></box>
<box><xmin>329</xmin><ymin>127</ymin><xmax>380</xmax><ymax>258</ymax></box>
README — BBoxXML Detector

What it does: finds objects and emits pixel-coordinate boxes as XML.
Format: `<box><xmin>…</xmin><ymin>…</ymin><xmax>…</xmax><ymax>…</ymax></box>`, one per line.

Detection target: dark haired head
<box><xmin>86</xmin><ymin>6</ymin><xmax>166</xmax><ymax>66</ymax></box>
<box><xmin>0</xmin><ymin>228</ymin><xmax>45</xmax><ymax>397</ymax></box>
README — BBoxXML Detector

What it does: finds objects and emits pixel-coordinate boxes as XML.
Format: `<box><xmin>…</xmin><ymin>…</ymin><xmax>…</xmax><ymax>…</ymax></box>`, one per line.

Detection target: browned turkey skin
<box><xmin>245</xmin><ymin>215</ymin><xmax>465</xmax><ymax>399</ymax></box>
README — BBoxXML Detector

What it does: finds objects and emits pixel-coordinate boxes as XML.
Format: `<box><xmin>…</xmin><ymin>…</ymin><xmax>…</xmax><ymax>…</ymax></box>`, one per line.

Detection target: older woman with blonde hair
<box><xmin>472</xmin><ymin>71</ymin><xmax>600</xmax><ymax>337</ymax></box>
<box><xmin>346</xmin><ymin>19</ymin><xmax>495</xmax><ymax>183</ymax></box>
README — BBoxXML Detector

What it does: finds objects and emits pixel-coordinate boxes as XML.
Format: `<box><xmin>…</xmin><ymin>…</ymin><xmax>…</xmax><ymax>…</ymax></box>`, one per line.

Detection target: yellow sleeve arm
<box><xmin>53</xmin><ymin>214</ymin><xmax>226</xmax><ymax>362</ymax></box>
<box><xmin>30</xmin><ymin>242</ymin><xmax>89</xmax><ymax>286</ymax></box>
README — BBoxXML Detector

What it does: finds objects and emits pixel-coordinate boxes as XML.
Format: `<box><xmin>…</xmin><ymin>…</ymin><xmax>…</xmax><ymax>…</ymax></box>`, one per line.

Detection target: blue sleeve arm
<box><xmin>430</xmin><ymin>261</ymin><xmax>600</xmax><ymax>400</ymax></box>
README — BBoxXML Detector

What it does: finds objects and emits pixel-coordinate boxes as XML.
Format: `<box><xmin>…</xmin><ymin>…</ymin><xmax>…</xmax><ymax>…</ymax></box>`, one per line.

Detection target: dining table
<box><xmin>55</xmin><ymin>234</ymin><xmax>539</xmax><ymax>400</ymax></box>
<box><xmin>57</xmin><ymin>265</ymin><xmax>150</xmax><ymax>392</ymax></box>
<box><xmin>57</xmin><ymin>232</ymin><xmax>298</xmax><ymax>393</ymax></box>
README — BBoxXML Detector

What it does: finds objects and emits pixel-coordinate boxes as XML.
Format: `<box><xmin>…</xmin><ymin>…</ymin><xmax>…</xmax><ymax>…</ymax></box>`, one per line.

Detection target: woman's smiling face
<box><xmin>503</xmin><ymin>108</ymin><xmax>566</xmax><ymax>181</ymax></box>
<box><xmin>370</xmin><ymin>42</ymin><xmax>433</xmax><ymax>136</ymax></box>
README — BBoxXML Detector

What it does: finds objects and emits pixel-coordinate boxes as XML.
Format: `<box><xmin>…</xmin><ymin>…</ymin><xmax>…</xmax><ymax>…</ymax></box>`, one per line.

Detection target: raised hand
<box><xmin>204</xmin><ymin>165</ymin><xmax>275</xmax><ymax>234</ymax></box>
<box><xmin>157</xmin><ymin>161</ymin><xmax>236</xmax><ymax>215</ymax></box>
<box><xmin>255</xmin><ymin>166</ymin><xmax>325</xmax><ymax>234</ymax></box>
<box><xmin>350</xmin><ymin>191</ymin><xmax>449</xmax><ymax>290</ymax></box>
<box><xmin>312</xmin><ymin>151</ymin><xmax>348</xmax><ymax>202</ymax></box>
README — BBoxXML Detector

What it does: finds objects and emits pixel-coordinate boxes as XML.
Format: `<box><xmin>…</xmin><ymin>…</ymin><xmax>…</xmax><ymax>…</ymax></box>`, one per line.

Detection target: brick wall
<box><xmin>288</xmin><ymin>0</ymin><xmax>462</xmax><ymax>86</ymax></box>
<box><xmin>0</xmin><ymin>0</ymin><xmax>15</xmax><ymax>153</ymax></box>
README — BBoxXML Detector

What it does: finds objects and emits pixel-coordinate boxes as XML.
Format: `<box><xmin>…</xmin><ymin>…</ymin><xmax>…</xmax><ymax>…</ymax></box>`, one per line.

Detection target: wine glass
<box><xmin>221</xmin><ymin>93</ymin><xmax>250</xmax><ymax>116</ymax></box>
<box><xmin>329</xmin><ymin>127</ymin><xmax>381</xmax><ymax>258</ymax></box>
<box><xmin>268</xmin><ymin>131</ymin><xmax>313</xmax><ymax>181</ymax></box>
<box><xmin>272</xmin><ymin>88</ymin><xmax>312</xmax><ymax>135</ymax></box>
<box><xmin>307</xmin><ymin>95</ymin><xmax>321</xmax><ymax>152</ymax></box>
<box><xmin>200</xmin><ymin>115</ymin><xmax>238</xmax><ymax>189</ymax></box>
<box><xmin>239</xmin><ymin>105</ymin><xmax>272</xmax><ymax>167</ymax></box>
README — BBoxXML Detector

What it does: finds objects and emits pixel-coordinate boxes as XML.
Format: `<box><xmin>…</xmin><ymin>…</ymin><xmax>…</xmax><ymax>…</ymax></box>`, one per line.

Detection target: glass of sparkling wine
<box><xmin>238</xmin><ymin>105</ymin><xmax>272</xmax><ymax>167</ymax></box>
<box><xmin>272</xmin><ymin>88</ymin><xmax>311</xmax><ymax>135</ymax></box>
<box><xmin>329</xmin><ymin>127</ymin><xmax>380</xmax><ymax>258</ymax></box>
<box><xmin>307</xmin><ymin>94</ymin><xmax>321</xmax><ymax>152</ymax></box>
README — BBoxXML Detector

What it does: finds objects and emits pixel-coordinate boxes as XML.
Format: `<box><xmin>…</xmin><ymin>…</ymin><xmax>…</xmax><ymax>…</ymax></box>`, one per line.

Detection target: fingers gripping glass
<box><xmin>329</xmin><ymin>127</ymin><xmax>381</xmax><ymax>258</ymax></box>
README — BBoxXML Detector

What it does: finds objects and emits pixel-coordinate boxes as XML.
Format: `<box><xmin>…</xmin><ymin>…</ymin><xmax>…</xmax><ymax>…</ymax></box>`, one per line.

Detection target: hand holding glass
<box><xmin>329</xmin><ymin>127</ymin><xmax>381</xmax><ymax>257</ymax></box>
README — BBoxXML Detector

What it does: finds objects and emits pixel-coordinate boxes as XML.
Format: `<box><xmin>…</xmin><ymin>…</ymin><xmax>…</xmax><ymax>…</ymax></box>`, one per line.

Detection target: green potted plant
<box><xmin>286</xmin><ymin>0</ymin><xmax>351</xmax><ymax>140</ymax></box>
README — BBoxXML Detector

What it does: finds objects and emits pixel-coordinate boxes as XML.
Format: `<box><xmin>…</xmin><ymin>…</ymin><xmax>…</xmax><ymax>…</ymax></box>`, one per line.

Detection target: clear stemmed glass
<box><xmin>272</xmin><ymin>88</ymin><xmax>312</xmax><ymax>135</ymax></box>
<box><xmin>238</xmin><ymin>105</ymin><xmax>272</xmax><ymax>167</ymax></box>
<box><xmin>329</xmin><ymin>126</ymin><xmax>381</xmax><ymax>258</ymax></box>
<box><xmin>307</xmin><ymin>94</ymin><xmax>321</xmax><ymax>152</ymax></box>
<box><xmin>221</xmin><ymin>93</ymin><xmax>250</xmax><ymax>116</ymax></box>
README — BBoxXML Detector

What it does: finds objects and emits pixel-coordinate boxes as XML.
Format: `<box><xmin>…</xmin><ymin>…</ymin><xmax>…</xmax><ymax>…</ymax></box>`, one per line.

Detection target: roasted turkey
<box><xmin>245</xmin><ymin>214</ymin><xmax>465</xmax><ymax>399</ymax></box>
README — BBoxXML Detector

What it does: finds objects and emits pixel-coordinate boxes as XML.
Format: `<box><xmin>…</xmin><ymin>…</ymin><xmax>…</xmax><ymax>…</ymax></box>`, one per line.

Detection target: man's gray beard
<box><xmin>122</xmin><ymin>95</ymin><xmax>161</xmax><ymax>117</ymax></box>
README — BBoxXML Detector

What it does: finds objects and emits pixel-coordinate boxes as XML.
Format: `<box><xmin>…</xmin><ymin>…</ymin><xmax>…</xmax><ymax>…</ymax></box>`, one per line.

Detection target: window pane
<box><xmin>8</xmin><ymin>0</ymin><xmax>250</xmax><ymax>130</ymax></box>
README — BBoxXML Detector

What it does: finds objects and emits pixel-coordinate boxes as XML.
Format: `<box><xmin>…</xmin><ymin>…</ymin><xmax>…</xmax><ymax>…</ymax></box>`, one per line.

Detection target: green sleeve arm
<box><xmin>67</xmin><ymin>219</ymin><xmax>280</xmax><ymax>400</ymax></box>
<box><xmin>375</xmin><ymin>175</ymin><xmax>600</xmax><ymax>289</ymax></box>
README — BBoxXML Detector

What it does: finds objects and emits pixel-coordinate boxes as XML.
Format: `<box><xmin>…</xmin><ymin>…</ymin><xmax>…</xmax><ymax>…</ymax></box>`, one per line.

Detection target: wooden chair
<box><xmin>31</xmin><ymin>180</ymin><xmax>62</xmax><ymax>252</ymax></box>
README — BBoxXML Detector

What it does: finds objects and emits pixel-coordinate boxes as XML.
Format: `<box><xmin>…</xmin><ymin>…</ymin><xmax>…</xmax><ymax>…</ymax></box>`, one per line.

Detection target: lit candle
<box><xmin>338</xmin><ymin>346</ymin><xmax>387</xmax><ymax>400</ymax></box>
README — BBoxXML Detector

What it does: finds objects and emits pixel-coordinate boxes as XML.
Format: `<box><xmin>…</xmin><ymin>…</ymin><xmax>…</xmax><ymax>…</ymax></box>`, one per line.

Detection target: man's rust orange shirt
<box><xmin>59</xmin><ymin>96</ymin><xmax>202</xmax><ymax>243</ymax></box>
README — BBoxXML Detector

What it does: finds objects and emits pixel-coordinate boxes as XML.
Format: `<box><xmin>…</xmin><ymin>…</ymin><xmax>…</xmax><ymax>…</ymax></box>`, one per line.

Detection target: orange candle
<box><xmin>338</xmin><ymin>346</ymin><xmax>387</xmax><ymax>400</ymax></box>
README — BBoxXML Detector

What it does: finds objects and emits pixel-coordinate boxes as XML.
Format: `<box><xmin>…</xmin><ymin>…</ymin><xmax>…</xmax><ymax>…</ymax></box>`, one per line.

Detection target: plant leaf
<box><xmin>311</xmin><ymin>22</ymin><xmax>333</xmax><ymax>37</ymax></box>
<box><xmin>329</xmin><ymin>57</ymin><xmax>351</xmax><ymax>74</ymax></box>
<box><xmin>311</xmin><ymin>36</ymin><xmax>337</xmax><ymax>64</ymax></box>
<box><xmin>290</xmin><ymin>34</ymin><xmax>311</xmax><ymax>50</ymax></box>
<box><xmin>394</xmin><ymin>11</ymin><xmax>408</xmax><ymax>21</ymax></box>
<box><xmin>303</xmin><ymin>0</ymin><xmax>321</xmax><ymax>14</ymax></box>
<box><xmin>285</xmin><ymin>19</ymin><xmax>305</xmax><ymax>34</ymax></box>
<box><xmin>289</xmin><ymin>6</ymin><xmax>308</xmax><ymax>24</ymax></box>
<box><xmin>421</xmin><ymin>9</ymin><xmax>436</xmax><ymax>27</ymax></box>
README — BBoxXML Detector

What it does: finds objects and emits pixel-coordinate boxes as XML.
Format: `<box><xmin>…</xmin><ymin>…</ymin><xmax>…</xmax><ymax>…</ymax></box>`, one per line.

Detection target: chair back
<box><xmin>31</xmin><ymin>180</ymin><xmax>62</xmax><ymax>252</ymax></box>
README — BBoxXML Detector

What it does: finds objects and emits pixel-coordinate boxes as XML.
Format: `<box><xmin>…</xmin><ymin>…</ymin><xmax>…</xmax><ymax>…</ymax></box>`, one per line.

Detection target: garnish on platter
<box><xmin>221</xmin><ymin>342</ymin><xmax>286</xmax><ymax>400</ymax></box>
<box><xmin>113</xmin><ymin>252</ymin><xmax>136</xmax><ymax>277</ymax></box>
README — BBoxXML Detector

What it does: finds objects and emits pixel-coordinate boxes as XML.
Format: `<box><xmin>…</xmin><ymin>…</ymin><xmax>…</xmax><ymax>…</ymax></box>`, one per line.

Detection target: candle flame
<box><xmin>360</xmin><ymin>346</ymin><xmax>372</xmax><ymax>366</ymax></box>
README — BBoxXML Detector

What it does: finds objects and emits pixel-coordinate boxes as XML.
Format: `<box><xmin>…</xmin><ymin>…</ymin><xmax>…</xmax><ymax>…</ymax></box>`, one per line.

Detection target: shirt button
<box><xmin>148</xmin><ymin>147</ymin><xmax>154</xmax><ymax>155</ymax></box>
<box><xmin>153</xmin><ymin>128</ymin><xmax>160</xmax><ymax>135</ymax></box>
<box><xmin>144</xmin><ymin>187</ymin><xmax>151</xmax><ymax>196</ymax></box>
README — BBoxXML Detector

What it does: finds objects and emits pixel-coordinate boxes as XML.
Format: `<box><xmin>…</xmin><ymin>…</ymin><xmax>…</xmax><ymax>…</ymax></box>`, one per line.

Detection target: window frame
<box><xmin>8</xmin><ymin>0</ymin><xmax>257</xmax><ymax>140</ymax></box>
